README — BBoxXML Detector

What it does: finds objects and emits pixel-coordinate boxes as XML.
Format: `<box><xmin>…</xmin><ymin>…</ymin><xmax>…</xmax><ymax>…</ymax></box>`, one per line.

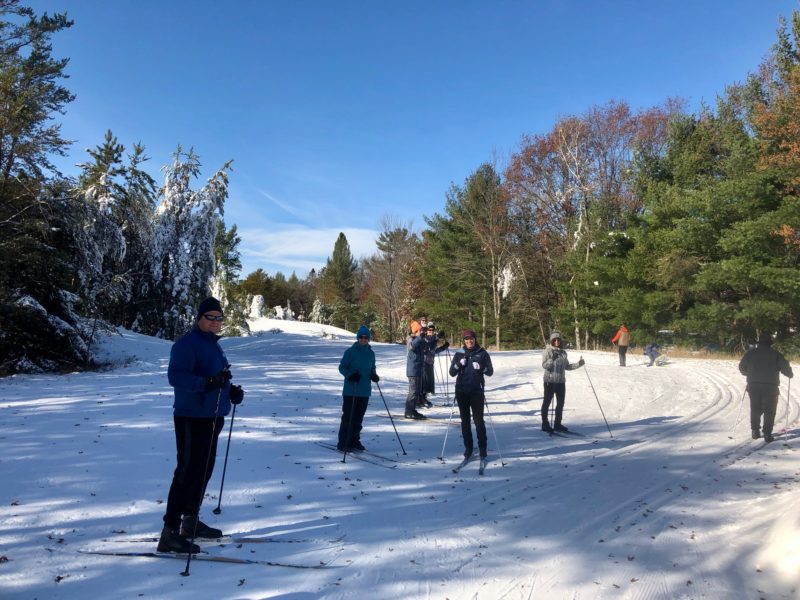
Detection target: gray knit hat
<box><xmin>549</xmin><ymin>331</ymin><xmax>562</xmax><ymax>343</ymax></box>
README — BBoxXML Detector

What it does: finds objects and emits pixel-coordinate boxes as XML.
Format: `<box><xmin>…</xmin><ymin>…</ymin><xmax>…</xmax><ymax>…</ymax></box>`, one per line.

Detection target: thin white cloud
<box><xmin>239</xmin><ymin>225</ymin><xmax>378</xmax><ymax>275</ymax></box>
<box><xmin>256</xmin><ymin>188</ymin><xmax>308</xmax><ymax>221</ymax></box>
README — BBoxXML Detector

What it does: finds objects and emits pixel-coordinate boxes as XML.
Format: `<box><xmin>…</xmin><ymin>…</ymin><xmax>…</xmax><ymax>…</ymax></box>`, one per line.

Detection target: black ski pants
<box><xmin>406</xmin><ymin>376</ymin><xmax>420</xmax><ymax>413</ymax></box>
<box><xmin>542</xmin><ymin>381</ymin><xmax>567</xmax><ymax>427</ymax></box>
<box><xmin>618</xmin><ymin>345</ymin><xmax>628</xmax><ymax>366</ymax></box>
<box><xmin>163</xmin><ymin>415</ymin><xmax>224</xmax><ymax>530</ymax></box>
<box><xmin>748</xmin><ymin>383</ymin><xmax>780</xmax><ymax>435</ymax></box>
<box><xmin>456</xmin><ymin>390</ymin><xmax>487</xmax><ymax>458</ymax></box>
<box><xmin>338</xmin><ymin>395</ymin><xmax>369</xmax><ymax>448</ymax></box>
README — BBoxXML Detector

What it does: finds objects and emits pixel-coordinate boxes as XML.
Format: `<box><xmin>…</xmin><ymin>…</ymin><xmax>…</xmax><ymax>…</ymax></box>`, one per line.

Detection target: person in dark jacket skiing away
<box><xmin>337</xmin><ymin>325</ymin><xmax>379</xmax><ymax>451</ymax></box>
<box><xmin>449</xmin><ymin>329</ymin><xmax>494</xmax><ymax>459</ymax></box>
<box><xmin>738</xmin><ymin>333</ymin><xmax>793</xmax><ymax>443</ymax></box>
<box><xmin>541</xmin><ymin>330</ymin><xmax>584</xmax><ymax>433</ymax></box>
<box><xmin>158</xmin><ymin>297</ymin><xmax>245</xmax><ymax>554</ymax></box>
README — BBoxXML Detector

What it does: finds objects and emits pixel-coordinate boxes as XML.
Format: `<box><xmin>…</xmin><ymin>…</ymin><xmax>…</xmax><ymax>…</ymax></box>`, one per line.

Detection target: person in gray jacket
<box><xmin>738</xmin><ymin>333</ymin><xmax>793</xmax><ymax>443</ymax></box>
<box><xmin>541</xmin><ymin>331</ymin><xmax>584</xmax><ymax>433</ymax></box>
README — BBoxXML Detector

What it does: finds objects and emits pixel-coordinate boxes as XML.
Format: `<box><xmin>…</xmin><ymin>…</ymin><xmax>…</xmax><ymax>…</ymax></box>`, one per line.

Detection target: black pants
<box><xmin>618</xmin><ymin>345</ymin><xmax>628</xmax><ymax>366</ymax></box>
<box><xmin>163</xmin><ymin>415</ymin><xmax>224</xmax><ymax>530</ymax></box>
<box><xmin>542</xmin><ymin>382</ymin><xmax>566</xmax><ymax>426</ymax></box>
<box><xmin>338</xmin><ymin>395</ymin><xmax>369</xmax><ymax>448</ymax></box>
<box><xmin>456</xmin><ymin>390</ymin><xmax>487</xmax><ymax>457</ymax></box>
<box><xmin>423</xmin><ymin>362</ymin><xmax>435</xmax><ymax>394</ymax></box>
<box><xmin>748</xmin><ymin>383</ymin><xmax>780</xmax><ymax>435</ymax></box>
<box><xmin>406</xmin><ymin>376</ymin><xmax>421</xmax><ymax>413</ymax></box>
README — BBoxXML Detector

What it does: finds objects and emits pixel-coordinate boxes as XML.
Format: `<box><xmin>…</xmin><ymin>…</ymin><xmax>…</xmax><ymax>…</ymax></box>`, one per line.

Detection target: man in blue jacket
<box><xmin>158</xmin><ymin>297</ymin><xmax>244</xmax><ymax>554</ymax></box>
<box><xmin>337</xmin><ymin>325</ymin><xmax>379</xmax><ymax>451</ymax></box>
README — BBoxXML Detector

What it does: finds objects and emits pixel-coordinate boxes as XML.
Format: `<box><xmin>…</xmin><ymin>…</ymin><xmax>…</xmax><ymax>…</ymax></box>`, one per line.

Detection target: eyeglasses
<box><xmin>463</xmin><ymin>337</ymin><xmax>475</xmax><ymax>342</ymax></box>
<box><xmin>202</xmin><ymin>314</ymin><xmax>225</xmax><ymax>322</ymax></box>
<box><xmin>357</xmin><ymin>335</ymin><xmax>369</xmax><ymax>340</ymax></box>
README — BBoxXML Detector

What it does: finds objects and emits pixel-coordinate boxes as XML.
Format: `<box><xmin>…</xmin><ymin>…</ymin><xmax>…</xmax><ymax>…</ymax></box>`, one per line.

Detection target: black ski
<box><xmin>452</xmin><ymin>455</ymin><xmax>476</xmax><ymax>473</ymax></box>
<box><xmin>376</xmin><ymin>413</ymin><xmax>455</xmax><ymax>425</ymax></box>
<box><xmin>543</xmin><ymin>430</ymin><xmax>569</xmax><ymax>439</ymax></box>
<box><xmin>314</xmin><ymin>442</ymin><xmax>398</xmax><ymax>469</ymax></box>
<box><xmin>478</xmin><ymin>458</ymin><xmax>488</xmax><ymax>475</ymax></box>
<box><xmin>556</xmin><ymin>429</ymin><xmax>585</xmax><ymax>437</ymax></box>
<box><xmin>315</xmin><ymin>441</ymin><xmax>402</xmax><ymax>463</ymax></box>
<box><xmin>78</xmin><ymin>549</ymin><xmax>338</xmax><ymax>569</ymax></box>
<box><xmin>101</xmin><ymin>533</ymin><xmax>343</xmax><ymax>545</ymax></box>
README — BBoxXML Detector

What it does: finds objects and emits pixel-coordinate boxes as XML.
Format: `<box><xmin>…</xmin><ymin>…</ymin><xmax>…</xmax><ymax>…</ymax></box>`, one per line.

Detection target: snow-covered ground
<box><xmin>2</xmin><ymin>319</ymin><xmax>799</xmax><ymax>599</ymax></box>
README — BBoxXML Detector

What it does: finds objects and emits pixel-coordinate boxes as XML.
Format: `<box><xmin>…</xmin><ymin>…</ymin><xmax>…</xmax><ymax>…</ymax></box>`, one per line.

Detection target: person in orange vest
<box><xmin>611</xmin><ymin>325</ymin><xmax>630</xmax><ymax>367</ymax></box>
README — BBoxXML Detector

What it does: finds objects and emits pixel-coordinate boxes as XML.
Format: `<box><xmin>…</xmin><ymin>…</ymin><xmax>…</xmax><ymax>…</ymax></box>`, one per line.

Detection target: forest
<box><xmin>2</xmin><ymin>0</ymin><xmax>799</xmax><ymax>374</ymax></box>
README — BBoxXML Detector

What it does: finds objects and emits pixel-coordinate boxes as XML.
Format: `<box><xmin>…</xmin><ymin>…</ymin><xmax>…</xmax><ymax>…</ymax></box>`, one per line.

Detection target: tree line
<box><xmin>349</xmin><ymin>12</ymin><xmax>800</xmax><ymax>357</ymax></box>
<box><xmin>1</xmin><ymin>1</ymin><xmax>798</xmax><ymax>375</ymax></box>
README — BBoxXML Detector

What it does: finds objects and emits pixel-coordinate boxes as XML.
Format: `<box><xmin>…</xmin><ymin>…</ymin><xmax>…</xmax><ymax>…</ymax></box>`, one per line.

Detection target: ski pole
<box><xmin>582</xmin><ymin>360</ymin><xmax>614</xmax><ymax>439</ymax></box>
<box><xmin>376</xmin><ymin>382</ymin><xmax>407</xmax><ymax>455</ymax></box>
<box><xmin>483</xmin><ymin>394</ymin><xmax>506</xmax><ymax>467</ymax></box>
<box><xmin>341</xmin><ymin>396</ymin><xmax>357</xmax><ymax>464</ymax></box>
<box><xmin>436</xmin><ymin>352</ymin><xmax>446</xmax><ymax>399</ymax></box>
<box><xmin>731</xmin><ymin>386</ymin><xmax>747</xmax><ymax>434</ymax></box>
<box><xmin>438</xmin><ymin>394</ymin><xmax>457</xmax><ymax>461</ymax></box>
<box><xmin>212</xmin><ymin>403</ymin><xmax>237</xmax><ymax>515</ymax></box>
<box><xmin>786</xmin><ymin>377</ymin><xmax>791</xmax><ymax>432</ymax></box>
<box><xmin>444</xmin><ymin>346</ymin><xmax>452</xmax><ymax>406</ymax></box>
<box><xmin>182</xmin><ymin>387</ymin><xmax>223</xmax><ymax>576</ymax></box>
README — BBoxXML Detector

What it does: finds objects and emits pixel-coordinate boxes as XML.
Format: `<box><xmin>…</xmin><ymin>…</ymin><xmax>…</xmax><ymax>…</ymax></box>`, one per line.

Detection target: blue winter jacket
<box><xmin>406</xmin><ymin>335</ymin><xmax>425</xmax><ymax>377</ymax></box>
<box><xmin>168</xmin><ymin>326</ymin><xmax>232</xmax><ymax>418</ymax></box>
<box><xmin>339</xmin><ymin>341</ymin><xmax>376</xmax><ymax>398</ymax></box>
<box><xmin>449</xmin><ymin>343</ymin><xmax>493</xmax><ymax>394</ymax></box>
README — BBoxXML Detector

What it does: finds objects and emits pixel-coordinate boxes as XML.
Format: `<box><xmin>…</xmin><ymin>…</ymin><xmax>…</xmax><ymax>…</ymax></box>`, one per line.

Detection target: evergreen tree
<box><xmin>0</xmin><ymin>2</ymin><xmax>83</xmax><ymax>374</ymax></box>
<box><xmin>0</xmin><ymin>1</ymin><xmax>73</xmax><ymax>191</ymax></box>
<box><xmin>136</xmin><ymin>147</ymin><xmax>232</xmax><ymax>339</ymax></box>
<box><xmin>319</xmin><ymin>232</ymin><xmax>359</xmax><ymax>304</ymax></box>
<box><xmin>364</xmin><ymin>216</ymin><xmax>418</xmax><ymax>342</ymax></box>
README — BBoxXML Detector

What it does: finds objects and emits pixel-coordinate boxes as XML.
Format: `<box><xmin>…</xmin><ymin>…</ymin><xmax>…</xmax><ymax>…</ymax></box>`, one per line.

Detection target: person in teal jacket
<box><xmin>337</xmin><ymin>325</ymin><xmax>379</xmax><ymax>451</ymax></box>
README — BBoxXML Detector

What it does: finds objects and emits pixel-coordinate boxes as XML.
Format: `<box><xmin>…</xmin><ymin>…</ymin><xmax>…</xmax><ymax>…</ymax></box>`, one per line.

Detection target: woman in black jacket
<box><xmin>449</xmin><ymin>329</ymin><xmax>493</xmax><ymax>459</ymax></box>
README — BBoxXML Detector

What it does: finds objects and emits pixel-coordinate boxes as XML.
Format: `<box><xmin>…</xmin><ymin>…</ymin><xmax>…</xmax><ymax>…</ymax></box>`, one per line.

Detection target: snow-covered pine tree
<box><xmin>74</xmin><ymin>132</ymin><xmax>130</xmax><ymax>323</ymax></box>
<box><xmin>249</xmin><ymin>295</ymin><xmax>265</xmax><ymax>319</ymax></box>
<box><xmin>141</xmin><ymin>147</ymin><xmax>232</xmax><ymax>339</ymax></box>
<box><xmin>309</xmin><ymin>297</ymin><xmax>328</xmax><ymax>324</ymax></box>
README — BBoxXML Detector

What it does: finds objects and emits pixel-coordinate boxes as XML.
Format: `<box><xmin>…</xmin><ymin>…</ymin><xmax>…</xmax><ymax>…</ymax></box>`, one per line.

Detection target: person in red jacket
<box><xmin>610</xmin><ymin>325</ymin><xmax>630</xmax><ymax>367</ymax></box>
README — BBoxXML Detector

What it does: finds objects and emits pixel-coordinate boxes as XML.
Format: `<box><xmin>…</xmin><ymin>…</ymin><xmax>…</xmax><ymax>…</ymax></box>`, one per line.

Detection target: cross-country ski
<box><xmin>314</xmin><ymin>441</ymin><xmax>399</xmax><ymax>469</ymax></box>
<box><xmin>451</xmin><ymin>455</ymin><xmax>475</xmax><ymax>474</ymax></box>
<box><xmin>77</xmin><ymin>549</ymin><xmax>339</xmax><ymax>570</ymax></box>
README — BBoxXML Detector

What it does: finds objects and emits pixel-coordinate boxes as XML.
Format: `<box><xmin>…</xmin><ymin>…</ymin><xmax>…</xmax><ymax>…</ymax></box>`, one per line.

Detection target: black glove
<box><xmin>206</xmin><ymin>369</ymin><xmax>232</xmax><ymax>390</ymax></box>
<box><xmin>442</xmin><ymin>341</ymin><xmax>450</xmax><ymax>350</ymax></box>
<box><xmin>370</xmin><ymin>372</ymin><xmax>380</xmax><ymax>383</ymax></box>
<box><xmin>230</xmin><ymin>384</ymin><xmax>244</xmax><ymax>405</ymax></box>
<box><xmin>348</xmin><ymin>372</ymin><xmax>361</xmax><ymax>382</ymax></box>
<box><xmin>578</xmin><ymin>358</ymin><xmax>585</xmax><ymax>367</ymax></box>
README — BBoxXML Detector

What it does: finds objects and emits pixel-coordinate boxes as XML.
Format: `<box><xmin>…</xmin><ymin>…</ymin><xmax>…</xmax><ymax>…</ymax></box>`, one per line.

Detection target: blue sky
<box><xmin>28</xmin><ymin>0</ymin><xmax>799</xmax><ymax>277</ymax></box>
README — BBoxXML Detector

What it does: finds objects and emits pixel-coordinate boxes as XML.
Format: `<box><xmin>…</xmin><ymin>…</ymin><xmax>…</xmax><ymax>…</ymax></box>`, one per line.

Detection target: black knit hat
<box><xmin>196</xmin><ymin>297</ymin><xmax>223</xmax><ymax>320</ymax></box>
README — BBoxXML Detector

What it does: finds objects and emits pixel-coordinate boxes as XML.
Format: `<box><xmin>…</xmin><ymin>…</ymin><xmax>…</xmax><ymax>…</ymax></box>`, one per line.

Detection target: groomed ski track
<box><xmin>2</xmin><ymin>325</ymin><xmax>799</xmax><ymax>599</ymax></box>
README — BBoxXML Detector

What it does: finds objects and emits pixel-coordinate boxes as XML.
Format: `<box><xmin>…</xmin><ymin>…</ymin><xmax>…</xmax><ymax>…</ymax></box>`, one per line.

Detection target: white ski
<box><xmin>452</xmin><ymin>455</ymin><xmax>475</xmax><ymax>474</ymax></box>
